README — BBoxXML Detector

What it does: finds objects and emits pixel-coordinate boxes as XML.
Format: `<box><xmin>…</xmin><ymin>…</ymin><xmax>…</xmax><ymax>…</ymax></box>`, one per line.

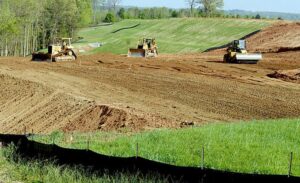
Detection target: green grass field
<box><xmin>0</xmin><ymin>148</ymin><xmax>166</xmax><ymax>183</ymax></box>
<box><xmin>33</xmin><ymin>118</ymin><xmax>300</xmax><ymax>177</ymax></box>
<box><xmin>75</xmin><ymin>18</ymin><xmax>271</xmax><ymax>54</ymax></box>
<box><xmin>1</xmin><ymin>118</ymin><xmax>300</xmax><ymax>182</ymax></box>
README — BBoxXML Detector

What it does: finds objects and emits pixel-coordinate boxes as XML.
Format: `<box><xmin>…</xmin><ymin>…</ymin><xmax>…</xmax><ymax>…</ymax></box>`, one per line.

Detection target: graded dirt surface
<box><xmin>0</xmin><ymin>50</ymin><xmax>300</xmax><ymax>134</ymax></box>
<box><xmin>1</xmin><ymin>22</ymin><xmax>300</xmax><ymax>134</ymax></box>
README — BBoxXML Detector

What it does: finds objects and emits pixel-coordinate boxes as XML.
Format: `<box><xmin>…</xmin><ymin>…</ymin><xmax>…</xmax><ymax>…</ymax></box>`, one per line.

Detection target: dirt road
<box><xmin>0</xmin><ymin>49</ymin><xmax>299</xmax><ymax>134</ymax></box>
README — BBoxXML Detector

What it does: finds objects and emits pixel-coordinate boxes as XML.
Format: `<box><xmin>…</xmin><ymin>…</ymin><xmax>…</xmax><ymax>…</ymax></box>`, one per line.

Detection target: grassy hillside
<box><xmin>34</xmin><ymin>118</ymin><xmax>300</xmax><ymax>176</ymax></box>
<box><xmin>75</xmin><ymin>18</ymin><xmax>270</xmax><ymax>54</ymax></box>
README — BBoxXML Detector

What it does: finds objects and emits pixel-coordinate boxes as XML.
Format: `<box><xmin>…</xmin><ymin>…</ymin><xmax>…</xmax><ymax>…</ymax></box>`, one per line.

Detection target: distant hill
<box><xmin>225</xmin><ymin>10</ymin><xmax>300</xmax><ymax>20</ymax></box>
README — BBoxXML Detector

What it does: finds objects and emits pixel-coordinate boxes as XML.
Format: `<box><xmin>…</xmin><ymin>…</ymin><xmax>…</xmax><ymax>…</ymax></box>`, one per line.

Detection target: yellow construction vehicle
<box><xmin>32</xmin><ymin>38</ymin><xmax>77</xmax><ymax>62</ymax></box>
<box><xmin>128</xmin><ymin>38</ymin><xmax>158</xmax><ymax>58</ymax></box>
<box><xmin>223</xmin><ymin>40</ymin><xmax>262</xmax><ymax>64</ymax></box>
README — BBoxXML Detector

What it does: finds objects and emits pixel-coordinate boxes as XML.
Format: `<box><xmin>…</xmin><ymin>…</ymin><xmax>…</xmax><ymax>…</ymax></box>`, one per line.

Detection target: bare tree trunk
<box><xmin>5</xmin><ymin>38</ymin><xmax>8</xmax><ymax>57</ymax></box>
<box><xmin>26</xmin><ymin>25</ymin><xmax>30</xmax><ymax>56</ymax></box>
<box><xmin>23</xmin><ymin>26</ymin><xmax>26</xmax><ymax>57</ymax></box>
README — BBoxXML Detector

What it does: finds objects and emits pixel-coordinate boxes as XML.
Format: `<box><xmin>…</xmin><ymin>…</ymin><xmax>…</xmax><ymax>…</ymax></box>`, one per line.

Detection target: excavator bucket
<box><xmin>128</xmin><ymin>48</ymin><xmax>146</xmax><ymax>57</ymax></box>
<box><xmin>236</xmin><ymin>53</ymin><xmax>262</xmax><ymax>64</ymax></box>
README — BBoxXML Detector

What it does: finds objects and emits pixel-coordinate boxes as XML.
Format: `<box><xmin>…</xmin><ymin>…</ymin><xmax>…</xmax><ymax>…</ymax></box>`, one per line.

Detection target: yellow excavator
<box><xmin>128</xmin><ymin>38</ymin><xmax>158</xmax><ymax>58</ymax></box>
<box><xmin>223</xmin><ymin>40</ymin><xmax>262</xmax><ymax>64</ymax></box>
<box><xmin>32</xmin><ymin>38</ymin><xmax>77</xmax><ymax>62</ymax></box>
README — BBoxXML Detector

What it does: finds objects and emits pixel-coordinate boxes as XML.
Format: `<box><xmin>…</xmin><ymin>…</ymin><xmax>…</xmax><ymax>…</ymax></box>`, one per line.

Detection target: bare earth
<box><xmin>0</xmin><ymin>23</ymin><xmax>300</xmax><ymax>134</ymax></box>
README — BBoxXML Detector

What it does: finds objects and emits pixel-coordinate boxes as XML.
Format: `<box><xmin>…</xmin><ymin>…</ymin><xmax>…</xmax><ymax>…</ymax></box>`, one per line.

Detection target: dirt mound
<box><xmin>63</xmin><ymin>105</ymin><xmax>151</xmax><ymax>132</ymax></box>
<box><xmin>247</xmin><ymin>22</ymin><xmax>300</xmax><ymax>53</ymax></box>
<box><xmin>268</xmin><ymin>69</ymin><xmax>300</xmax><ymax>83</ymax></box>
<box><xmin>0</xmin><ymin>74</ymin><xmax>176</xmax><ymax>134</ymax></box>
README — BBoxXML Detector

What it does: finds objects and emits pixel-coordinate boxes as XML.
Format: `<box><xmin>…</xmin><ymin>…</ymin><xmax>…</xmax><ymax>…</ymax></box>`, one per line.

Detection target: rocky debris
<box><xmin>268</xmin><ymin>69</ymin><xmax>300</xmax><ymax>83</ymax></box>
<box><xmin>180</xmin><ymin>121</ymin><xmax>195</xmax><ymax>128</ymax></box>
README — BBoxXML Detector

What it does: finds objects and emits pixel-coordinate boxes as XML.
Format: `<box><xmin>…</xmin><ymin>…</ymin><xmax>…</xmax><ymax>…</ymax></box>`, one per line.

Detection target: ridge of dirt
<box><xmin>268</xmin><ymin>69</ymin><xmax>300</xmax><ymax>83</ymax></box>
<box><xmin>63</xmin><ymin>105</ymin><xmax>170</xmax><ymax>132</ymax></box>
<box><xmin>0</xmin><ymin>74</ymin><xmax>172</xmax><ymax>134</ymax></box>
<box><xmin>247</xmin><ymin>22</ymin><xmax>300</xmax><ymax>53</ymax></box>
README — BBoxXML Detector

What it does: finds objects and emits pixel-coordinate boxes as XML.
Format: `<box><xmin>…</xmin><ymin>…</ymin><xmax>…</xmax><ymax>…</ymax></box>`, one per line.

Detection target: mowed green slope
<box><xmin>76</xmin><ymin>18</ymin><xmax>270</xmax><ymax>54</ymax></box>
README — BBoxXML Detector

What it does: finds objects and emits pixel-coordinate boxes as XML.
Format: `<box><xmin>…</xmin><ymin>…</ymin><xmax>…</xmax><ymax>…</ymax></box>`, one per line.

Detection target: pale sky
<box><xmin>121</xmin><ymin>0</ymin><xmax>300</xmax><ymax>14</ymax></box>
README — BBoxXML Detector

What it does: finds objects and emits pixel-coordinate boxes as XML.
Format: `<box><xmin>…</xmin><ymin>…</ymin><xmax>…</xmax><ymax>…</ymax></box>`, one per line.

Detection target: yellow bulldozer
<box><xmin>32</xmin><ymin>38</ymin><xmax>77</xmax><ymax>62</ymax></box>
<box><xmin>223</xmin><ymin>40</ymin><xmax>262</xmax><ymax>64</ymax></box>
<box><xmin>128</xmin><ymin>38</ymin><xmax>158</xmax><ymax>58</ymax></box>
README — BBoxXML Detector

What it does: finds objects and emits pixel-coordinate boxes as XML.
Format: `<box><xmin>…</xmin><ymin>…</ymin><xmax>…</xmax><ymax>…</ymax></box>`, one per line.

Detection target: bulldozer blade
<box><xmin>32</xmin><ymin>52</ymin><xmax>51</xmax><ymax>61</ymax></box>
<box><xmin>236</xmin><ymin>53</ymin><xmax>262</xmax><ymax>64</ymax></box>
<box><xmin>54</xmin><ymin>56</ymin><xmax>76</xmax><ymax>62</ymax></box>
<box><xmin>128</xmin><ymin>49</ymin><xmax>146</xmax><ymax>57</ymax></box>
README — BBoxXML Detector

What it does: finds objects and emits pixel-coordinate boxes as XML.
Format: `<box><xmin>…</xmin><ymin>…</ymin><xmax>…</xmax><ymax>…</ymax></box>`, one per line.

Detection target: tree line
<box><xmin>94</xmin><ymin>0</ymin><xmax>226</xmax><ymax>23</ymax></box>
<box><xmin>95</xmin><ymin>0</ymin><xmax>264</xmax><ymax>23</ymax></box>
<box><xmin>0</xmin><ymin>0</ymin><xmax>92</xmax><ymax>57</ymax></box>
<box><xmin>0</xmin><ymin>0</ymin><xmax>265</xmax><ymax>57</ymax></box>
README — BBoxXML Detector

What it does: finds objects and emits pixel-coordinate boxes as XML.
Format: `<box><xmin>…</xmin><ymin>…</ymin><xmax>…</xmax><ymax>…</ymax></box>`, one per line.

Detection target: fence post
<box><xmin>136</xmin><ymin>142</ymin><xmax>139</xmax><ymax>159</ymax></box>
<box><xmin>87</xmin><ymin>135</ymin><xmax>90</xmax><ymax>151</ymax></box>
<box><xmin>288</xmin><ymin>152</ymin><xmax>293</xmax><ymax>177</ymax></box>
<box><xmin>31</xmin><ymin>129</ymin><xmax>34</xmax><ymax>141</ymax></box>
<box><xmin>201</xmin><ymin>146</ymin><xmax>205</xmax><ymax>170</ymax></box>
<box><xmin>52</xmin><ymin>136</ymin><xmax>55</xmax><ymax>145</ymax></box>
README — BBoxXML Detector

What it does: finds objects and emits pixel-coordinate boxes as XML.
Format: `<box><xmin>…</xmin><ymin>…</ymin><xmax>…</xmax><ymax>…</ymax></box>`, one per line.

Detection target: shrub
<box><xmin>104</xmin><ymin>13</ymin><xmax>115</xmax><ymax>23</ymax></box>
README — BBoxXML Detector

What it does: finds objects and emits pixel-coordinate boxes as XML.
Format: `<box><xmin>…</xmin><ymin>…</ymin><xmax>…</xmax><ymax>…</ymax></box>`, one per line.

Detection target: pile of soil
<box><xmin>0</xmin><ymin>74</ymin><xmax>175</xmax><ymax>134</ymax></box>
<box><xmin>247</xmin><ymin>22</ymin><xmax>300</xmax><ymax>53</ymax></box>
<box><xmin>63</xmin><ymin>105</ymin><xmax>148</xmax><ymax>132</ymax></box>
<box><xmin>268</xmin><ymin>69</ymin><xmax>300</xmax><ymax>83</ymax></box>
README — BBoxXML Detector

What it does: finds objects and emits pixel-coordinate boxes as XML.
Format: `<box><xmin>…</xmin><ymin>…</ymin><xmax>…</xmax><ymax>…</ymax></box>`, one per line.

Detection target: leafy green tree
<box><xmin>76</xmin><ymin>0</ymin><xmax>93</xmax><ymax>27</ymax></box>
<box><xmin>198</xmin><ymin>0</ymin><xmax>224</xmax><ymax>17</ymax></box>
<box><xmin>0</xmin><ymin>0</ymin><xmax>94</xmax><ymax>56</ymax></box>
<box><xmin>92</xmin><ymin>0</ymin><xmax>106</xmax><ymax>24</ymax></box>
<box><xmin>186</xmin><ymin>0</ymin><xmax>198</xmax><ymax>16</ymax></box>
<box><xmin>171</xmin><ymin>10</ymin><xmax>179</xmax><ymax>18</ymax></box>
<box><xmin>104</xmin><ymin>12</ymin><xmax>115</xmax><ymax>22</ymax></box>
<box><xmin>255</xmin><ymin>14</ymin><xmax>261</xmax><ymax>19</ymax></box>
<box><xmin>118</xmin><ymin>8</ymin><xmax>126</xmax><ymax>19</ymax></box>
<box><xmin>0</xmin><ymin>2</ymin><xmax>18</xmax><ymax>56</ymax></box>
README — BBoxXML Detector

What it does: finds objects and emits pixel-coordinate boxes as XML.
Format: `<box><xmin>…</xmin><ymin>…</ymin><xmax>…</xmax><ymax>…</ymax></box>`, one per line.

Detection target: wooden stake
<box><xmin>31</xmin><ymin>129</ymin><xmax>34</xmax><ymax>141</ymax></box>
<box><xmin>201</xmin><ymin>146</ymin><xmax>205</xmax><ymax>170</ymax></box>
<box><xmin>136</xmin><ymin>142</ymin><xmax>139</xmax><ymax>159</ymax></box>
<box><xmin>52</xmin><ymin>136</ymin><xmax>55</xmax><ymax>145</ymax></box>
<box><xmin>87</xmin><ymin>136</ymin><xmax>90</xmax><ymax>150</ymax></box>
<box><xmin>288</xmin><ymin>152</ymin><xmax>293</xmax><ymax>177</ymax></box>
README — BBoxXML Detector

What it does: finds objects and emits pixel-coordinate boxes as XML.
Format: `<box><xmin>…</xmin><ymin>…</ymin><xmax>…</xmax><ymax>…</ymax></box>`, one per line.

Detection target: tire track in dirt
<box><xmin>0</xmin><ymin>74</ymin><xmax>164</xmax><ymax>134</ymax></box>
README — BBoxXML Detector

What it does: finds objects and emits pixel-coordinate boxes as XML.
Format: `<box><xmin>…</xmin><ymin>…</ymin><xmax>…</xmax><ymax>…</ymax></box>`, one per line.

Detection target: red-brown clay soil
<box><xmin>0</xmin><ymin>22</ymin><xmax>300</xmax><ymax>134</ymax></box>
<box><xmin>247</xmin><ymin>22</ymin><xmax>300</xmax><ymax>53</ymax></box>
<box><xmin>268</xmin><ymin>69</ymin><xmax>300</xmax><ymax>84</ymax></box>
